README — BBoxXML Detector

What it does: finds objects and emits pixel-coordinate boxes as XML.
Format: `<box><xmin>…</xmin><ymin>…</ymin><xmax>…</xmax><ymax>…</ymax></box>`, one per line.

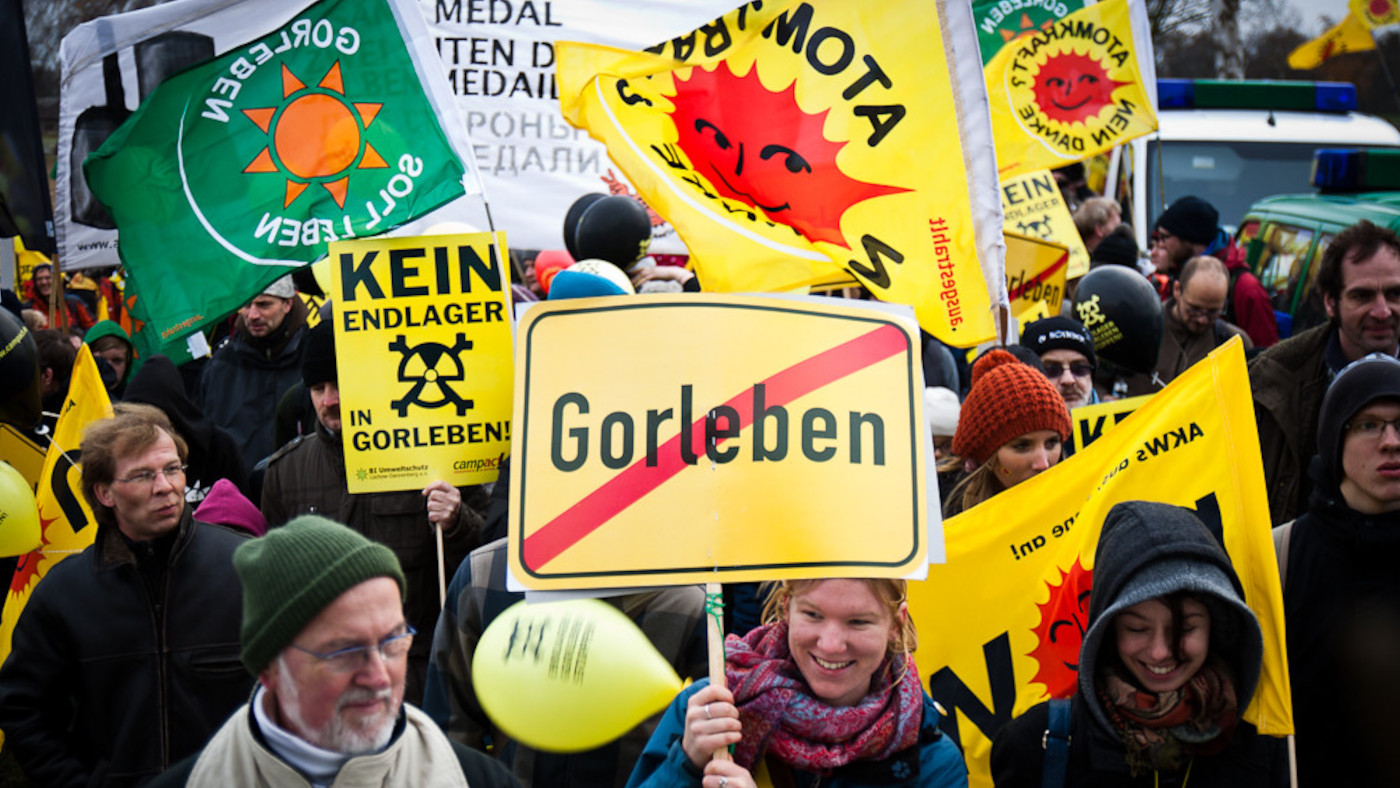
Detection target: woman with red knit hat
<box><xmin>943</xmin><ymin>349</ymin><xmax>1072</xmax><ymax>517</ymax></box>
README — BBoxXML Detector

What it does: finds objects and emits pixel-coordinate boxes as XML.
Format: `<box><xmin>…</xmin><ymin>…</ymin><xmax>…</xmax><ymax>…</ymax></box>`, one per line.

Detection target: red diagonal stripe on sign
<box><xmin>523</xmin><ymin>322</ymin><xmax>908</xmax><ymax>571</ymax></box>
<box><xmin>1007</xmin><ymin>252</ymin><xmax>1067</xmax><ymax>301</ymax></box>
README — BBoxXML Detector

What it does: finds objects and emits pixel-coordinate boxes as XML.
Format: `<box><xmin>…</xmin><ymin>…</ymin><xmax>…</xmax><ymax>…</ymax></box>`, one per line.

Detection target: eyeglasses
<box><xmin>1345</xmin><ymin>417</ymin><xmax>1400</xmax><ymax>441</ymax></box>
<box><xmin>1179</xmin><ymin>300</ymin><xmax>1225</xmax><ymax>320</ymax></box>
<box><xmin>113</xmin><ymin>464</ymin><xmax>187</xmax><ymax>487</ymax></box>
<box><xmin>1043</xmin><ymin>362</ymin><xmax>1093</xmax><ymax>379</ymax></box>
<box><xmin>290</xmin><ymin>626</ymin><xmax>416</xmax><ymax>673</ymax></box>
<box><xmin>1150</xmin><ymin>230</ymin><xmax>1175</xmax><ymax>246</ymax></box>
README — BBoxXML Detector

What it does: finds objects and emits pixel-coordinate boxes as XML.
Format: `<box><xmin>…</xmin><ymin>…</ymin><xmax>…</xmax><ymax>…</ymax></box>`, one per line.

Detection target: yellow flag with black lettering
<box><xmin>0</xmin><ymin>347</ymin><xmax>113</xmax><ymax>666</ymax></box>
<box><xmin>910</xmin><ymin>338</ymin><xmax>1291</xmax><ymax>786</ymax></box>
<box><xmin>1288</xmin><ymin>12</ymin><xmax>1376</xmax><ymax>70</ymax></box>
<box><xmin>556</xmin><ymin>0</ymin><xmax>1005</xmax><ymax>347</ymax></box>
<box><xmin>985</xmin><ymin>0</ymin><xmax>1158</xmax><ymax>179</ymax></box>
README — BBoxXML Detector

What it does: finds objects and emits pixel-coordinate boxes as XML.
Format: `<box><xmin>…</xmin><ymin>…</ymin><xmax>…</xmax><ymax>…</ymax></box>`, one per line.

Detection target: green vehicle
<box><xmin>1237</xmin><ymin>148</ymin><xmax>1400</xmax><ymax>338</ymax></box>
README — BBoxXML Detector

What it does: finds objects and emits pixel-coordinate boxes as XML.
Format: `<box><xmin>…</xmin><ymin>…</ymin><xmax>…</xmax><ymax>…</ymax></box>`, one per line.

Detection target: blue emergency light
<box><xmin>1312</xmin><ymin>148</ymin><xmax>1400</xmax><ymax>191</ymax></box>
<box><xmin>1157</xmin><ymin>79</ymin><xmax>1357</xmax><ymax>113</ymax></box>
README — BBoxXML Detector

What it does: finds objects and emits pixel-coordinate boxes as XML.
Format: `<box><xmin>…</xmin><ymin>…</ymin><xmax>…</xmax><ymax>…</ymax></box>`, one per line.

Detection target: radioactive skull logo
<box><xmin>387</xmin><ymin>333</ymin><xmax>474</xmax><ymax>417</ymax></box>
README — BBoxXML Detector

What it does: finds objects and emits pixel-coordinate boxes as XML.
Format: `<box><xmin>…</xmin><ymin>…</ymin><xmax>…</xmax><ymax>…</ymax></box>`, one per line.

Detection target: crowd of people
<box><xmin>1</xmin><ymin>179</ymin><xmax>1399</xmax><ymax>787</ymax></box>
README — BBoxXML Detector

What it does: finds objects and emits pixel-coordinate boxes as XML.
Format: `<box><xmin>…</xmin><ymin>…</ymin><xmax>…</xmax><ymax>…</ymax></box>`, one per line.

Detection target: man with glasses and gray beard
<box><xmin>0</xmin><ymin>403</ymin><xmax>251</xmax><ymax>786</ymax></box>
<box><xmin>1123</xmin><ymin>255</ymin><xmax>1252</xmax><ymax>397</ymax></box>
<box><xmin>149</xmin><ymin>515</ymin><xmax>518</xmax><ymax>788</ymax></box>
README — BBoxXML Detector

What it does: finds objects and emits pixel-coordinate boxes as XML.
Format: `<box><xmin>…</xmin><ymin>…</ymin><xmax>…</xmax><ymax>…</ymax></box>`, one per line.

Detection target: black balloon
<box><xmin>562</xmin><ymin>193</ymin><xmax>606</xmax><ymax>260</ymax></box>
<box><xmin>0</xmin><ymin>308</ymin><xmax>41</xmax><ymax>428</ymax></box>
<box><xmin>572</xmin><ymin>195</ymin><xmax>652</xmax><ymax>269</ymax></box>
<box><xmin>1071</xmin><ymin>266</ymin><xmax>1163</xmax><ymax>374</ymax></box>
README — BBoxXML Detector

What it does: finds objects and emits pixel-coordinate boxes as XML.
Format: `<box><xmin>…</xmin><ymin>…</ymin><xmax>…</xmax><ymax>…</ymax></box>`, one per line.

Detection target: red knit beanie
<box><xmin>952</xmin><ymin>349</ymin><xmax>1072</xmax><ymax>465</ymax></box>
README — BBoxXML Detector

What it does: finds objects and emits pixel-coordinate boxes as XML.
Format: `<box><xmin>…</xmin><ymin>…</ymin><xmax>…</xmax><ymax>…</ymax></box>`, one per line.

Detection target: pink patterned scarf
<box><xmin>724</xmin><ymin>621</ymin><xmax>923</xmax><ymax>775</ymax></box>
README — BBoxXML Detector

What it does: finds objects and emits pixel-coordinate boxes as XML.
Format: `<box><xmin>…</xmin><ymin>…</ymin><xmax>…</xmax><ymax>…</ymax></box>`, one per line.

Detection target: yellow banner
<box><xmin>329</xmin><ymin>232</ymin><xmax>514</xmax><ymax>493</ymax></box>
<box><xmin>910</xmin><ymin>339</ymin><xmax>1290</xmax><ymax>786</ymax></box>
<box><xmin>1004</xmin><ymin>233</ymin><xmax>1068</xmax><ymax>321</ymax></box>
<box><xmin>0</xmin><ymin>424</ymin><xmax>46</xmax><ymax>488</ymax></box>
<box><xmin>1071</xmin><ymin>393</ymin><xmax>1150</xmax><ymax>450</ymax></box>
<box><xmin>509</xmin><ymin>295</ymin><xmax>930</xmax><ymax>590</ymax></box>
<box><xmin>985</xmin><ymin>0</ymin><xmax>1157</xmax><ymax>180</ymax></box>
<box><xmin>0</xmin><ymin>347</ymin><xmax>113</xmax><ymax>665</ymax></box>
<box><xmin>556</xmin><ymin>1</ymin><xmax>999</xmax><ymax>347</ymax></box>
<box><xmin>1288</xmin><ymin>12</ymin><xmax>1376</xmax><ymax>69</ymax></box>
<box><xmin>1351</xmin><ymin>0</ymin><xmax>1399</xmax><ymax>29</ymax></box>
<box><xmin>1001</xmin><ymin>170</ymin><xmax>1090</xmax><ymax>279</ymax></box>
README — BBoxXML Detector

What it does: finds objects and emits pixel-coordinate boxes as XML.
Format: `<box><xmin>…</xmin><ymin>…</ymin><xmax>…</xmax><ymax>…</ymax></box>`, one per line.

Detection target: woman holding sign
<box><xmin>989</xmin><ymin>501</ymin><xmax>1287</xmax><ymax>787</ymax></box>
<box><xmin>942</xmin><ymin>349</ymin><xmax>1071</xmax><ymax>517</ymax></box>
<box><xmin>626</xmin><ymin>578</ymin><xmax>968</xmax><ymax>788</ymax></box>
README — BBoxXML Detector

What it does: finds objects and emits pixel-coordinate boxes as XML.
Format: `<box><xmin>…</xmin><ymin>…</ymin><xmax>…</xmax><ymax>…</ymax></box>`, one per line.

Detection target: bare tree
<box><xmin>1211</xmin><ymin>0</ymin><xmax>1244</xmax><ymax>79</ymax></box>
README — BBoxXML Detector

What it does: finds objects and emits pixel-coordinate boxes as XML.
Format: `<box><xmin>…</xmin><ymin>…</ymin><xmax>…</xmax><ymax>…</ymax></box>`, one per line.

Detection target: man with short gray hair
<box><xmin>150</xmin><ymin>515</ymin><xmax>519</xmax><ymax>787</ymax></box>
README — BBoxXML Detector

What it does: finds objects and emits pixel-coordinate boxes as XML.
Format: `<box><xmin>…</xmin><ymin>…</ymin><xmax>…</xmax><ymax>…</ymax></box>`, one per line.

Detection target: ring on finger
<box><xmin>718</xmin><ymin>778</ymin><xmax>729</xmax><ymax>788</ymax></box>
<box><xmin>705</xmin><ymin>703</ymin><xmax>713</xmax><ymax>720</ymax></box>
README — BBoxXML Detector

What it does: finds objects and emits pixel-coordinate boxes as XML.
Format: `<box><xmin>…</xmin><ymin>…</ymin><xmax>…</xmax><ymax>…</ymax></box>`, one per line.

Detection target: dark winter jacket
<box><xmin>1283</xmin><ymin>461</ymin><xmax>1400</xmax><ymax>787</ymax></box>
<box><xmin>197</xmin><ymin>300</ymin><xmax>308</xmax><ymax>471</ymax></box>
<box><xmin>126</xmin><ymin>354</ymin><xmax>250</xmax><ymax>502</ymax></box>
<box><xmin>1248</xmin><ymin>323</ymin><xmax>1332</xmax><ymax>525</ymax></box>
<box><xmin>991</xmin><ymin>502</ymin><xmax>1285</xmax><ymax>787</ymax></box>
<box><xmin>260</xmin><ymin>423</ymin><xmax>487</xmax><ymax>705</ymax></box>
<box><xmin>0</xmin><ymin>512</ymin><xmax>251</xmax><ymax>787</ymax></box>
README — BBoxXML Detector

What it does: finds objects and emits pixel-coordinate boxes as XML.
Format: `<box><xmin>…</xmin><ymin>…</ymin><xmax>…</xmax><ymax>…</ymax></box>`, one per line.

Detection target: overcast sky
<box><xmin>1279</xmin><ymin>0</ymin><xmax>1350</xmax><ymax>36</ymax></box>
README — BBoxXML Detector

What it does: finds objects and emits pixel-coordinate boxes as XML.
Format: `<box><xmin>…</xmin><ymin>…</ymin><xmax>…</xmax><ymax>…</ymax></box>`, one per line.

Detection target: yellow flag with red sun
<box><xmin>984</xmin><ymin>0</ymin><xmax>1159</xmax><ymax>179</ymax></box>
<box><xmin>1352</xmin><ymin>0</ymin><xmax>1400</xmax><ymax>29</ymax></box>
<box><xmin>0</xmin><ymin>347</ymin><xmax>113</xmax><ymax>667</ymax></box>
<box><xmin>910</xmin><ymin>338</ymin><xmax>1291</xmax><ymax>786</ymax></box>
<box><xmin>556</xmin><ymin>1</ymin><xmax>1006</xmax><ymax>348</ymax></box>
<box><xmin>1288</xmin><ymin>12</ymin><xmax>1377</xmax><ymax>70</ymax></box>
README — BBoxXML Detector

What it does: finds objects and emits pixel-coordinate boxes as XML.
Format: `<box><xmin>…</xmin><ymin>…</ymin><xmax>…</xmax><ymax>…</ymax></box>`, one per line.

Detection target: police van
<box><xmin>1235</xmin><ymin>148</ymin><xmax>1400</xmax><ymax>338</ymax></box>
<box><xmin>1104</xmin><ymin>79</ymin><xmax>1400</xmax><ymax>254</ymax></box>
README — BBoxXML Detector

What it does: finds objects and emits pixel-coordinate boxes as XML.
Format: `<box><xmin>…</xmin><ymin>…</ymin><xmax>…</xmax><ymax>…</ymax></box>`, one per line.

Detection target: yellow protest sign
<box><xmin>1072</xmin><ymin>393</ymin><xmax>1149</xmax><ymax>450</ymax></box>
<box><xmin>329</xmin><ymin>231</ymin><xmax>514</xmax><ymax>493</ymax></box>
<box><xmin>1</xmin><ymin>347</ymin><xmax>113</xmax><ymax>665</ymax></box>
<box><xmin>510</xmin><ymin>294</ymin><xmax>930</xmax><ymax>590</ymax></box>
<box><xmin>1352</xmin><ymin>0</ymin><xmax>1399</xmax><ymax>29</ymax></box>
<box><xmin>1004</xmin><ymin>232</ymin><xmax>1068</xmax><ymax>321</ymax></box>
<box><xmin>985</xmin><ymin>0</ymin><xmax>1157</xmax><ymax>181</ymax></box>
<box><xmin>910</xmin><ymin>339</ymin><xmax>1290</xmax><ymax>786</ymax></box>
<box><xmin>556</xmin><ymin>0</ymin><xmax>1003</xmax><ymax>348</ymax></box>
<box><xmin>0</xmin><ymin>424</ymin><xmax>46</xmax><ymax>488</ymax></box>
<box><xmin>1001</xmin><ymin>170</ymin><xmax>1090</xmax><ymax>279</ymax></box>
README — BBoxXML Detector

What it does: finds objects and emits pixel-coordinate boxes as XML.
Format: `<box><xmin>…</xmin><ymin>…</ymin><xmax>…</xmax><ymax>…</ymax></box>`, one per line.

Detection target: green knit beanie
<box><xmin>234</xmin><ymin>515</ymin><xmax>406</xmax><ymax>674</ymax></box>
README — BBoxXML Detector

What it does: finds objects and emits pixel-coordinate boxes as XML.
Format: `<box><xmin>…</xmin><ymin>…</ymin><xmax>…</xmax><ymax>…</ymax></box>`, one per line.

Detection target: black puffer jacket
<box><xmin>0</xmin><ymin>512</ymin><xmax>251</xmax><ymax>787</ymax></box>
<box><xmin>260</xmin><ymin>423</ymin><xmax>488</xmax><ymax>705</ymax></box>
<box><xmin>197</xmin><ymin>300</ymin><xmax>308</xmax><ymax>472</ymax></box>
<box><xmin>1248</xmin><ymin>324</ymin><xmax>1331</xmax><ymax>525</ymax></box>
<box><xmin>991</xmin><ymin>502</ymin><xmax>1285</xmax><ymax>787</ymax></box>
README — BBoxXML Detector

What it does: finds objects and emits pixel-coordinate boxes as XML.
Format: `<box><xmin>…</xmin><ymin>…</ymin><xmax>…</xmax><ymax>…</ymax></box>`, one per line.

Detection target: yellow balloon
<box><xmin>473</xmin><ymin>598</ymin><xmax>683</xmax><ymax>753</ymax></box>
<box><xmin>0</xmin><ymin>461</ymin><xmax>41</xmax><ymax>558</ymax></box>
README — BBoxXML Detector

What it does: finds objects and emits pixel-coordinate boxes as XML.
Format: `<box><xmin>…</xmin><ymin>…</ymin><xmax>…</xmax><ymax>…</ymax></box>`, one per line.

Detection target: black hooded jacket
<box><xmin>1284</xmin><ymin>458</ymin><xmax>1400</xmax><ymax>787</ymax></box>
<box><xmin>991</xmin><ymin>502</ymin><xmax>1285</xmax><ymax>787</ymax></box>
<box><xmin>125</xmin><ymin>354</ymin><xmax>250</xmax><ymax>501</ymax></box>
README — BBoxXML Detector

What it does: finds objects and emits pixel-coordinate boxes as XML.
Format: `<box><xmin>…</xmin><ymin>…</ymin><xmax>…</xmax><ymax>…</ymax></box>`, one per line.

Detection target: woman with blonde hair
<box><xmin>627</xmin><ymin>578</ymin><xmax>967</xmax><ymax>788</ymax></box>
<box><xmin>943</xmin><ymin>349</ymin><xmax>1072</xmax><ymax>517</ymax></box>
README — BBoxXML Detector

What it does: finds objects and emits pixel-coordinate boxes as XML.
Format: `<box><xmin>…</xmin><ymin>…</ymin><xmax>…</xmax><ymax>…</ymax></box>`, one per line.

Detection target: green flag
<box><xmin>84</xmin><ymin>0</ymin><xmax>470</xmax><ymax>349</ymax></box>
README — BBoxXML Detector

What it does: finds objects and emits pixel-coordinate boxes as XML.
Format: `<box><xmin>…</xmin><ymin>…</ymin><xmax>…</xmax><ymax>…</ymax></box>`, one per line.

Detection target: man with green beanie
<box><xmin>150</xmin><ymin>515</ymin><xmax>519</xmax><ymax>788</ymax></box>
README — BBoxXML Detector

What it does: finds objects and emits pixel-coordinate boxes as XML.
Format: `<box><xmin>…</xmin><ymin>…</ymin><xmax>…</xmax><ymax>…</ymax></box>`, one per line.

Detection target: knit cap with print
<box><xmin>952</xmin><ymin>349</ymin><xmax>1071</xmax><ymax>466</ymax></box>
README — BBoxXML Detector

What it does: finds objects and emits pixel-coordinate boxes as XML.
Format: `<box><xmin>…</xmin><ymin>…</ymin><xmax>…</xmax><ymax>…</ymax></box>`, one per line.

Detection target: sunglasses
<box><xmin>1044</xmin><ymin>362</ymin><xmax>1093</xmax><ymax>379</ymax></box>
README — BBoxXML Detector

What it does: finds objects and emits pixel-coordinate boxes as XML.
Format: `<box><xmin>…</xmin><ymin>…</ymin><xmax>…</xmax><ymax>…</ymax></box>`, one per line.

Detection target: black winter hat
<box><xmin>1318</xmin><ymin>353</ymin><xmax>1400</xmax><ymax>483</ymax></box>
<box><xmin>1090</xmin><ymin>233</ymin><xmax>1139</xmax><ymax>269</ymax></box>
<box><xmin>1020</xmin><ymin>316</ymin><xmax>1097</xmax><ymax>370</ymax></box>
<box><xmin>301</xmin><ymin>321</ymin><xmax>337</xmax><ymax>388</ymax></box>
<box><xmin>1154</xmin><ymin>196</ymin><xmax>1219</xmax><ymax>246</ymax></box>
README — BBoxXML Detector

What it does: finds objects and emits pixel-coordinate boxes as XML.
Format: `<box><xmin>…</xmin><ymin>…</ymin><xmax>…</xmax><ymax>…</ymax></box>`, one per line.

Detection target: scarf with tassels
<box><xmin>1097</xmin><ymin>656</ymin><xmax>1239</xmax><ymax>775</ymax></box>
<box><xmin>723</xmin><ymin>621</ymin><xmax>923</xmax><ymax>776</ymax></box>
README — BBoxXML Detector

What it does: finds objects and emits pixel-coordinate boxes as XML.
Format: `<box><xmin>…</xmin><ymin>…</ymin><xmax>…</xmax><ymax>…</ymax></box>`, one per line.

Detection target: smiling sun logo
<box><xmin>241</xmin><ymin>61</ymin><xmax>387</xmax><ymax>210</ymax></box>
<box><xmin>1028</xmin><ymin>556</ymin><xmax>1094</xmax><ymax>698</ymax></box>
<box><xmin>1031</xmin><ymin>51</ymin><xmax>1130</xmax><ymax>127</ymax></box>
<box><xmin>666</xmin><ymin>62</ymin><xmax>905</xmax><ymax>249</ymax></box>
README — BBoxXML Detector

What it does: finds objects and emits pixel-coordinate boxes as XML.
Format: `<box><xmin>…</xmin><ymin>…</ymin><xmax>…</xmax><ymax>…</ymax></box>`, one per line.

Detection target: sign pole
<box><xmin>436</xmin><ymin>525</ymin><xmax>447</xmax><ymax>607</ymax></box>
<box><xmin>705</xmin><ymin>581</ymin><xmax>732</xmax><ymax>763</ymax></box>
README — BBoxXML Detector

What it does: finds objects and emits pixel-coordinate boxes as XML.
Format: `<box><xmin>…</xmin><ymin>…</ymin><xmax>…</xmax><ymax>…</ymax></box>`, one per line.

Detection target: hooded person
<box><xmin>85</xmin><ymin>320</ymin><xmax>134</xmax><ymax>397</ymax></box>
<box><xmin>125</xmin><ymin>354</ymin><xmax>250</xmax><ymax>503</ymax></box>
<box><xmin>1280</xmin><ymin>353</ymin><xmax>1400</xmax><ymax>785</ymax></box>
<box><xmin>991</xmin><ymin>501</ymin><xmax>1286</xmax><ymax>787</ymax></box>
